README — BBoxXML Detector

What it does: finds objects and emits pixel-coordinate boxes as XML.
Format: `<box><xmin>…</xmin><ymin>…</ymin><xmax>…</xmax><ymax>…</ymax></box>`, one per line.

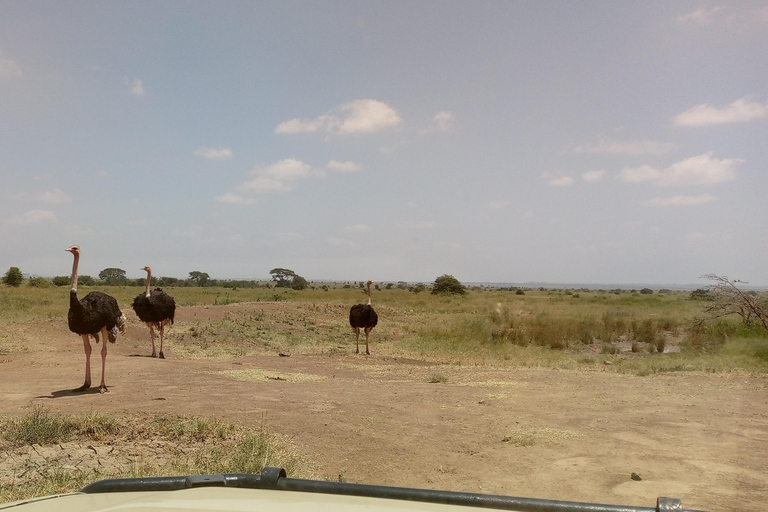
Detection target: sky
<box><xmin>1</xmin><ymin>1</ymin><xmax>767</xmax><ymax>286</ymax></box>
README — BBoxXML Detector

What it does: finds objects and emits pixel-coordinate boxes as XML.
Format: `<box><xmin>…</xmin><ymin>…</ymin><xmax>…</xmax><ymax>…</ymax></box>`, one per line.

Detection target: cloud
<box><xmin>344</xmin><ymin>224</ymin><xmax>371</xmax><ymax>233</ymax></box>
<box><xmin>645</xmin><ymin>194</ymin><xmax>717</xmax><ymax>207</ymax></box>
<box><xmin>421</xmin><ymin>111</ymin><xmax>454</xmax><ymax>134</ymax></box>
<box><xmin>5</xmin><ymin>209</ymin><xmax>56</xmax><ymax>227</ymax></box>
<box><xmin>195</xmin><ymin>147</ymin><xmax>233</xmax><ymax>160</ymax></box>
<box><xmin>129</xmin><ymin>79</ymin><xmax>145</xmax><ymax>96</ymax></box>
<box><xmin>0</xmin><ymin>58</ymin><xmax>22</xmax><ymax>78</ymax></box>
<box><xmin>619</xmin><ymin>152</ymin><xmax>741</xmax><ymax>186</ymax></box>
<box><xmin>541</xmin><ymin>173</ymin><xmax>574</xmax><ymax>187</ymax></box>
<box><xmin>581</xmin><ymin>170</ymin><xmax>606</xmax><ymax>182</ymax></box>
<box><xmin>275</xmin><ymin>99</ymin><xmax>401</xmax><ymax>135</ymax></box>
<box><xmin>38</xmin><ymin>189</ymin><xmax>70</xmax><ymax>203</ymax></box>
<box><xmin>677</xmin><ymin>7</ymin><xmax>726</xmax><ymax>25</ymax></box>
<box><xmin>571</xmin><ymin>138</ymin><xmax>674</xmax><ymax>155</ymax></box>
<box><xmin>326</xmin><ymin>160</ymin><xmax>362</xmax><ymax>172</ymax></box>
<box><xmin>232</xmin><ymin>158</ymin><xmax>327</xmax><ymax>195</ymax></box>
<box><xmin>673</xmin><ymin>97</ymin><xmax>768</xmax><ymax>127</ymax></box>
<box><xmin>214</xmin><ymin>193</ymin><xmax>255</xmax><ymax>204</ymax></box>
<box><xmin>487</xmin><ymin>200</ymin><xmax>509</xmax><ymax>209</ymax></box>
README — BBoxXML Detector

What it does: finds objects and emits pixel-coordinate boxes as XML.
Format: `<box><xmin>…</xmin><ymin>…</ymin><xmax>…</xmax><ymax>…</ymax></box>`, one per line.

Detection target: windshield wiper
<box><xmin>80</xmin><ymin>466</ymin><xmax>705</xmax><ymax>512</ymax></box>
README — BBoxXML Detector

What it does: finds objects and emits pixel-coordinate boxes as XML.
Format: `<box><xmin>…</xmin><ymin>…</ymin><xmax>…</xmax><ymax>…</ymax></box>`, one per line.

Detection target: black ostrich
<box><xmin>132</xmin><ymin>266</ymin><xmax>176</xmax><ymax>358</ymax></box>
<box><xmin>65</xmin><ymin>245</ymin><xmax>126</xmax><ymax>393</ymax></box>
<box><xmin>349</xmin><ymin>280</ymin><xmax>378</xmax><ymax>355</ymax></box>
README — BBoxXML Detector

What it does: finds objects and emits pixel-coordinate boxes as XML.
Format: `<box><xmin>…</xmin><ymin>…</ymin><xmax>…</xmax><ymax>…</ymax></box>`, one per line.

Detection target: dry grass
<box><xmin>0</xmin><ymin>407</ymin><xmax>317</xmax><ymax>504</ymax></box>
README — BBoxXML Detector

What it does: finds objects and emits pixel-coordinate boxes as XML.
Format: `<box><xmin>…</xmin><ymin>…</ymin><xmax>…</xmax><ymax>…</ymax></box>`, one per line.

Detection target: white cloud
<box><xmin>5</xmin><ymin>209</ymin><xmax>56</xmax><ymax>227</ymax></box>
<box><xmin>344</xmin><ymin>224</ymin><xmax>371</xmax><ymax>233</ymax></box>
<box><xmin>673</xmin><ymin>97</ymin><xmax>768</xmax><ymax>127</ymax></box>
<box><xmin>275</xmin><ymin>99</ymin><xmax>401</xmax><ymax>135</ymax></box>
<box><xmin>96</xmin><ymin>170</ymin><xmax>110</xmax><ymax>178</ymax></box>
<box><xmin>234</xmin><ymin>158</ymin><xmax>326</xmax><ymax>195</ymax></box>
<box><xmin>677</xmin><ymin>7</ymin><xmax>726</xmax><ymax>25</ymax></box>
<box><xmin>581</xmin><ymin>170</ymin><xmax>606</xmax><ymax>182</ymax></box>
<box><xmin>38</xmin><ymin>189</ymin><xmax>70</xmax><ymax>203</ymax></box>
<box><xmin>326</xmin><ymin>160</ymin><xmax>362</xmax><ymax>172</ymax></box>
<box><xmin>214</xmin><ymin>193</ymin><xmax>255</xmax><ymax>204</ymax></box>
<box><xmin>421</xmin><ymin>111</ymin><xmax>454</xmax><ymax>134</ymax></box>
<box><xmin>195</xmin><ymin>147</ymin><xmax>233</xmax><ymax>160</ymax></box>
<box><xmin>619</xmin><ymin>152</ymin><xmax>741</xmax><ymax>187</ymax></box>
<box><xmin>487</xmin><ymin>200</ymin><xmax>509</xmax><ymax>209</ymax></box>
<box><xmin>129</xmin><ymin>79</ymin><xmax>145</xmax><ymax>96</ymax></box>
<box><xmin>0</xmin><ymin>58</ymin><xmax>22</xmax><ymax>77</ymax></box>
<box><xmin>571</xmin><ymin>138</ymin><xmax>674</xmax><ymax>155</ymax></box>
<box><xmin>549</xmin><ymin>176</ymin><xmax>574</xmax><ymax>187</ymax></box>
<box><xmin>645</xmin><ymin>194</ymin><xmax>717</xmax><ymax>207</ymax></box>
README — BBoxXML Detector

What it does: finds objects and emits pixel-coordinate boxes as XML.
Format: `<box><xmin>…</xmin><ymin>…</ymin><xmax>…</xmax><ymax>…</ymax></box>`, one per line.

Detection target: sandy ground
<box><xmin>1</xmin><ymin>302</ymin><xmax>767</xmax><ymax>512</ymax></box>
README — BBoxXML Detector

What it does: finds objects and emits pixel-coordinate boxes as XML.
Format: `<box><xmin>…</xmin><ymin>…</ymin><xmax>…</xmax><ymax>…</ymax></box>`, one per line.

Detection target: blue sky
<box><xmin>1</xmin><ymin>1</ymin><xmax>767</xmax><ymax>285</ymax></box>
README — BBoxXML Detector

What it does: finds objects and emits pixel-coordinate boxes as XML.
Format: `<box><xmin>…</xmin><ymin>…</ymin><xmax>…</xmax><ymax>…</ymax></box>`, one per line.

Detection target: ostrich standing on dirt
<box><xmin>65</xmin><ymin>245</ymin><xmax>126</xmax><ymax>393</ymax></box>
<box><xmin>132</xmin><ymin>266</ymin><xmax>176</xmax><ymax>358</ymax></box>
<box><xmin>349</xmin><ymin>280</ymin><xmax>378</xmax><ymax>355</ymax></box>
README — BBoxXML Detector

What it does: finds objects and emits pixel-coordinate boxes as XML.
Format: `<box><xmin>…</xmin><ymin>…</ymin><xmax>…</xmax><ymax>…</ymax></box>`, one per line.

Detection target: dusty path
<box><xmin>1</xmin><ymin>303</ymin><xmax>767</xmax><ymax>512</ymax></box>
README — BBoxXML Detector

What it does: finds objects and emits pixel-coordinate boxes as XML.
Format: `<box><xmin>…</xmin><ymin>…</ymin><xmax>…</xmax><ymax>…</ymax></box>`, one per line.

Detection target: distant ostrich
<box><xmin>349</xmin><ymin>280</ymin><xmax>378</xmax><ymax>355</ymax></box>
<box><xmin>132</xmin><ymin>266</ymin><xmax>176</xmax><ymax>358</ymax></box>
<box><xmin>65</xmin><ymin>245</ymin><xmax>126</xmax><ymax>393</ymax></box>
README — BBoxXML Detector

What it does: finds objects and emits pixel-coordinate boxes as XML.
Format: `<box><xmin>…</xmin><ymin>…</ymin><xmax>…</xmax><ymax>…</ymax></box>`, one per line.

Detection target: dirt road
<box><xmin>1</xmin><ymin>303</ymin><xmax>767</xmax><ymax>511</ymax></box>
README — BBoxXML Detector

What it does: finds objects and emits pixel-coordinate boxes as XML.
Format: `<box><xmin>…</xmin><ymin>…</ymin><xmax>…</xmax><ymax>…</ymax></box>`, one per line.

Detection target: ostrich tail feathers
<box><xmin>117</xmin><ymin>313</ymin><xmax>127</xmax><ymax>334</ymax></box>
<box><xmin>108</xmin><ymin>313</ymin><xmax>127</xmax><ymax>343</ymax></box>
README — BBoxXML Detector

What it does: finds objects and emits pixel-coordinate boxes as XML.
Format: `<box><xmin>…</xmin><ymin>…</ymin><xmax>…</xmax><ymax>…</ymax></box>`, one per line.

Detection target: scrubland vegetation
<box><xmin>1</xmin><ymin>280</ymin><xmax>766</xmax><ymax>502</ymax></box>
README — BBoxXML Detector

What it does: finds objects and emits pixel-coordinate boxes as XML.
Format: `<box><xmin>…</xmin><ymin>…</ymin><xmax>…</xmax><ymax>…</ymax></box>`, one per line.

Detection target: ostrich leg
<box><xmin>98</xmin><ymin>326</ymin><xmax>109</xmax><ymax>393</ymax></box>
<box><xmin>158</xmin><ymin>321</ymin><xmax>166</xmax><ymax>359</ymax></box>
<box><xmin>74</xmin><ymin>335</ymin><xmax>92</xmax><ymax>392</ymax></box>
<box><xmin>149</xmin><ymin>323</ymin><xmax>157</xmax><ymax>357</ymax></box>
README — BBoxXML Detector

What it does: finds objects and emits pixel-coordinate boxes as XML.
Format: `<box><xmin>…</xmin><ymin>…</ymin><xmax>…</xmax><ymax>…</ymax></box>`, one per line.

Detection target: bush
<box><xmin>432</xmin><ymin>274</ymin><xmax>467</xmax><ymax>295</ymax></box>
<box><xmin>52</xmin><ymin>276</ymin><xmax>70</xmax><ymax>286</ymax></box>
<box><xmin>640</xmin><ymin>288</ymin><xmax>654</xmax><ymax>294</ymax></box>
<box><xmin>28</xmin><ymin>277</ymin><xmax>52</xmax><ymax>288</ymax></box>
<box><xmin>2</xmin><ymin>267</ymin><xmax>24</xmax><ymax>287</ymax></box>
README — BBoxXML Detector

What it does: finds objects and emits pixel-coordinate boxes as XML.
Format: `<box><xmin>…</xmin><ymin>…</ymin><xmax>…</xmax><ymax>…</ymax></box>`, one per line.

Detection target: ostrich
<box><xmin>65</xmin><ymin>245</ymin><xmax>126</xmax><ymax>393</ymax></box>
<box><xmin>349</xmin><ymin>280</ymin><xmax>378</xmax><ymax>355</ymax></box>
<box><xmin>132</xmin><ymin>266</ymin><xmax>176</xmax><ymax>358</ymax></box>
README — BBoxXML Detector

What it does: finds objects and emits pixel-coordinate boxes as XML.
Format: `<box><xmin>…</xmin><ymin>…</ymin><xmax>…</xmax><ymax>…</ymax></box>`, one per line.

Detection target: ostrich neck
<box><xmin>70</xmin><ymin>252</ymin><xmax>79</xmax><ymax>293</ymax></box>
<box><xmin>144</xmin><ymin>270</ymin><xmax>152</xmax><ymax>297</ymax></box>
<box><xmin>367</xmin><ymin>284</ymin><xmax>372</xmax><ymax>305</ymax></box>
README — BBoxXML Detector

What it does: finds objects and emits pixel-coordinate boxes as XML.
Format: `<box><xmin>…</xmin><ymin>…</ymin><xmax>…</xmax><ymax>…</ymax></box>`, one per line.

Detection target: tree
<box><xmin>2</xmin><ymin>267</ymin><xmax>24</xmax><ymax>287</ymax></box>
<box><xmin>701</xmin><ymin>274</ymin><xmax>768</xmax><ymax>331</ymax></box>
<box><xmin>99</xmin><ymin>268</ymin><xmax>127</xmax><ymax>285</ymax></box>
<box><xmin>188</xmin><ymin>271</ymin><xmax>210</xmax><ymax>287</ymax></box>
<box><xmin>291</xmin><ymin>275</ymin><xmax>308</xmax><ymax>290</ymax></box>
<box><xmin>431</xmin><ymin>274</ymin><xmax>467</xmax><ymax>295</ymax></box>
<box><xmin>270</xmin><ymin>268</ymin><xmax>297</xmax><ymax>288</ymax></box>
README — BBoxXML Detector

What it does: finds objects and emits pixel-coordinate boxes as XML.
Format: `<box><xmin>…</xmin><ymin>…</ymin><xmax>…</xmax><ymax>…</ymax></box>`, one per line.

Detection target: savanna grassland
<box><xmin>1</xmin><ymin>282</ymin><xmax>767</xmax><ymax>511</ymax></box>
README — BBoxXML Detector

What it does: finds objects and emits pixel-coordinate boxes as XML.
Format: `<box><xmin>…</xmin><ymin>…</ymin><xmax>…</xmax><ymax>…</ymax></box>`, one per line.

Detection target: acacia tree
<box><xmin>188</xmin><ymin>271</ymin><xmax>210</xmax><ymax>287</ymax></box>
<box><xmin>2</xmin><ymin>267</ymin><xmax>24</xmax><ymax>287</ymax></box>
<box><xmin>270</xmin><ymin>268</ymin><xmax>297</xmax><ymax>288</ymax></box>
<box><xmin>99</xmin><ymin>268</ymin><xmax>127</xmax><ymax>285</ymax></box>
<box><xmin>701</xmin><ymin>274</ymin><xmax>768</xmax><ymax>331</ymax></box>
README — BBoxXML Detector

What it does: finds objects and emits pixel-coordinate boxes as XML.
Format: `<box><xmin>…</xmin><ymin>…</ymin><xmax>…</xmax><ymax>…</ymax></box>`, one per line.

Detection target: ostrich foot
<box><xmin>73</xmin><ymin>381</ymin><xmax>91</xmax><ymax>392</ymax></box>
<box><xmin>159</xmin><ymin>351</ymin><xmax>165</xmax><ymax>359</ymax></box>
<box><xmin>151</xmin><ymin>351</ymin><xmax>157</xmax><ymax>358</ymax></box>
<box><xmin>366</xmin><ymin>350</ymin><xmax>370</xmax><ymax>355</ymax></box>
<box><xmin>99</xmin><ymin>384</ymin><xmax>109</xmax><ymax>393</ymax></box>
<box><xmin>355</xmin><ymin>348</ymin><xmax>360</xmax><ymax>354</ymax></box>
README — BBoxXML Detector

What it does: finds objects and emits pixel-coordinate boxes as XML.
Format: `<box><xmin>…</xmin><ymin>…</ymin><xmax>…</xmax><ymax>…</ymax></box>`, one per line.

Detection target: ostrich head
<box><xmin>366</xmin><ymin>280</ymin><xmax>374</xmax><ymax>286</ymax></box>
<box><xmin>141</xmin><ymin>266</ymin><xmax>152</xmax><ymax>274</ymax></box>
<box><xmin>65</xmin><ymin>245</ymin><xmax>80</xmax><ymax>256</ymax></box>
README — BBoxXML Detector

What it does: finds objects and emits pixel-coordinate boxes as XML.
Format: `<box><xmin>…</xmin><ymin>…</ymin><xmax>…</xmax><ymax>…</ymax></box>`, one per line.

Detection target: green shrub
<box><xmin>28</xmin><ymin>277</ymin><xmax>52</xmax><ymax>288</ymax></box>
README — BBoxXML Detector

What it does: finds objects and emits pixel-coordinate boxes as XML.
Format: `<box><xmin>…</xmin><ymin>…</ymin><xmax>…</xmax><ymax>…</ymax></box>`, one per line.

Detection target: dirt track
<box><xmin>1</xmin><ymin>303</ymin><xmax>767</xmax><ymax>512</ymax></box>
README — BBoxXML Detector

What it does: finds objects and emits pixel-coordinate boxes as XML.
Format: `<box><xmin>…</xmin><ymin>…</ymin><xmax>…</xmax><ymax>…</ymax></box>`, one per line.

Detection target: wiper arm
<box><xmin>80</xmin><ymin>466</ymin><xmax>705</xmax><ymax>512</ymax></box>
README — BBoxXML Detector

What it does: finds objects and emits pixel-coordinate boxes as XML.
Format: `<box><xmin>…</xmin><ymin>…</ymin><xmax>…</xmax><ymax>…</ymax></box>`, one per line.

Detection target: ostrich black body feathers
<box><xmin>132</xmin><ymin>288</ymin><xmax>176</xmax><ymax>326</ymax></box>
<box><xmin>68</xmin><ymin>290</ymin><xmax>126</xmax><ymax>343</ymax></box>
<box><xmin>349</xmin><ymin>304</ymin><xmax>378</xmax><ymax>330</ymax></box>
